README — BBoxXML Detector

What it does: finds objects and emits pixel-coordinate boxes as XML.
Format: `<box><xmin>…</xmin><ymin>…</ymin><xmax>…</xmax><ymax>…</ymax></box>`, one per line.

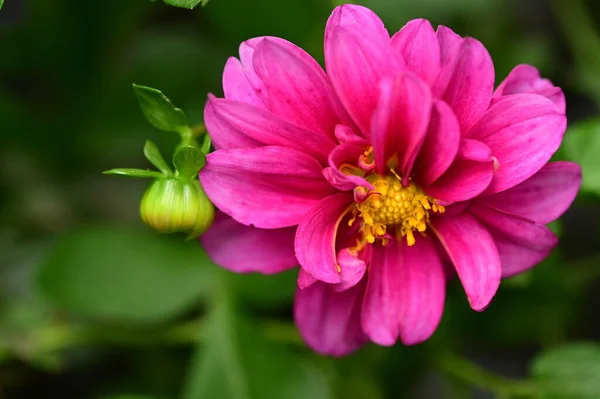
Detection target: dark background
<box><xmin>1</xmin><ymin>0</ymin><xmax>600</xmax><ymax>398</ymax></box>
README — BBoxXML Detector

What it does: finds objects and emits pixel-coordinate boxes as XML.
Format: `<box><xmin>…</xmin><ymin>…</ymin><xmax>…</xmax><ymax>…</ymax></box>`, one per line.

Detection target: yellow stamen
<box><xmin>350</xmin><ymin>172</ymin><xmax>444</xmax><ymax>250</ymax></box>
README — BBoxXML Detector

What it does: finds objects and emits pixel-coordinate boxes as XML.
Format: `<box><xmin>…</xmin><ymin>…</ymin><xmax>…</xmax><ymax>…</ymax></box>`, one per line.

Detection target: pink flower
<box><xmin>199</xmin><ymin>5</ymin><xmax>581</xmax><ymax>356</ymax></box>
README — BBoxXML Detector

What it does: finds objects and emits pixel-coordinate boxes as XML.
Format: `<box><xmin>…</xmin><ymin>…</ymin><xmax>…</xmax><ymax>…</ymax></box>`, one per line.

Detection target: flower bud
<box><xmin>140</xmin><ymin>177</ymin><xmax>214</xmax><ymax>239</ymax></box>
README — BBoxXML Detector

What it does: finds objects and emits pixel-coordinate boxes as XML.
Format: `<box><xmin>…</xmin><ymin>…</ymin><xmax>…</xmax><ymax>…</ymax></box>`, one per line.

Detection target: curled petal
<box><xmin>200</xmin><ymin>146</ymin><xmax>335</xmax><ymax>229</ymax></box>
<box><xmin>391</xmin><ymin>19</ymin><xmax>441</xmax><ymax>85</ymax></box>
<box><xmin>493</xmin><ymin>64</ymin><xmax>566</xmax><ymax>113</ymax></box>
<box><xmin>201</xmin><ymin>212</ymin><xmax>297</xmax><ymax>274</ymax></box>
<box><xmin>432</xmin><ymin>213</ymin><xmax>501</xmax><ymax>311</ymax></box>
<box><xmin>335</xmin><ymin>124</ymin><xmax>368</xmax><ymax>144</ymax></box>
<box><xmin>324</xmin><ymin>143</ymin><xmax>373</xmax><ymax>191</ymax></box>
<box><xmin>477</xmin><ymin>162</ymin><xmax>581</xmax><ymax>224</ymax></box>
<box><xmin>467</xmin><ymin>93</ymin><xmax>567</xmax><ymax>194</ymax></box>
<box><xmin>295</xmin><ymin>279</ymin><xmax>368</xmax><ymax>357</ymax></box>
<box><xmin>295</xmin><ymin>193</ymin><xmax>354</xmax><ymax>284</ymax></box>
<box><xmin>458</xmin><ymin>138</ymin><xmax>493</xmax><ymax>162</ymax></box>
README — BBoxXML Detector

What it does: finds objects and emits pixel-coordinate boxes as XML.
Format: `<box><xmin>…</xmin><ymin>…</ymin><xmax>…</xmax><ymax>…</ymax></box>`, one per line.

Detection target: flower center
<box><xmin>349</xmin><ymin>171</ymin><xmax>444</xmax><ymax>250</ymax></box>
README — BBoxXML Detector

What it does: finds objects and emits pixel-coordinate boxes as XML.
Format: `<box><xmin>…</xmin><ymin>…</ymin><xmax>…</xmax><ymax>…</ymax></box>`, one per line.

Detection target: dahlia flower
<box><xmin>199</xmin><ymin>4</ymin><xmax>581</xmax><ymax>356</ymax></box>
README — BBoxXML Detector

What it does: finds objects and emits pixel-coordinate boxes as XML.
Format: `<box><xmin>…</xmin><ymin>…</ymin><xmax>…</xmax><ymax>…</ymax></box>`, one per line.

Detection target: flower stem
<box><xmin>436</xmin><ymin>352</ymin><xmax>537</xmax><ymax>398</ymax></box>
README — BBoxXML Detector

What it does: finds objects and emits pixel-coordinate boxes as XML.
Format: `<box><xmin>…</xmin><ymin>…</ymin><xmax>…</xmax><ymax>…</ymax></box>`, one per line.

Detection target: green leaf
<box><xmin>531</xmin><ymin>342</ymin><xmax>600</xmax><ymax>398</ymax></box>
<box><xmin>200</xmin><ymin>133</ymin><xmax>211</xmax><ymax>155</ymax></box>
<box><xmin>36</xmin><ymin>226</ymin><xmax>218</xmax><ymax>323</ymax></box>
<box><xmin>563</xmin><ymin>118</ymin><xmax>600</xmax><ymax>195</ymax></box>
<box><xmin>133</xmin><ymin>84</ymin><xmax>189</xmax><ymax>134</ymax></box>
<box><xmin>173</xmin><ymin>146</ymin><xmax>206</xmax><ymax>179</ymax></box>
<box><xmin>103</xmin><ymin>168</ymin><xmax>164</xmax><ymax>179</ymax></box>
<box><xmin>182</xmin><ymin>299</ymin><xmax>332</xmax><ymax>399</ymax></box>
<box><xmin>163</xmin><ymin>0</ymin><xmax>208</xmax><ymax>9</ymax></box>
<box><xmin>144</xmin><ymin>140</ymin><xmax>173</xmax><ymax>176</ymax></box>
<box><xmin>0</xmin><ymin>0</ymin><xmax>4</xmax><ymax>10</ymax></box>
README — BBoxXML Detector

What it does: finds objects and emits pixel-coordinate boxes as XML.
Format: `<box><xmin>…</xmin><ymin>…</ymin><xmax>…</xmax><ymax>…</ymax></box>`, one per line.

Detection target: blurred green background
<box><xmin>1</xmin><ymin>0</ymin><xmax>600</xmax><ymax>398</ymax></box>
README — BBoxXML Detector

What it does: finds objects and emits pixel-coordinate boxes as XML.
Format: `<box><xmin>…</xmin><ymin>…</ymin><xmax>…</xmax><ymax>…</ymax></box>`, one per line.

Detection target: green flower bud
<box><xmin>140</xmin><ymin>177</ymin><xmax>214</xmax><ymax>239</ymax></box>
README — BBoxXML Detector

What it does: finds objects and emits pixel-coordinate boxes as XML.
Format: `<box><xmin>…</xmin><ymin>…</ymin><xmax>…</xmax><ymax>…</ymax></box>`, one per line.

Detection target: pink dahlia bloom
<box><xmin>199</xmin><ymin>5</ymin><xmax>582</xmax><ymax>356</ymax></box>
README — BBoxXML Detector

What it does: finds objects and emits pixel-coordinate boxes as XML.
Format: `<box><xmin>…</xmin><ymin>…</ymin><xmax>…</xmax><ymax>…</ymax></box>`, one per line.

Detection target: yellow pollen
<box><xmin>350</xmin><ymin>173</ymin><xmax>445</xmax><ymax>250</ymax></box>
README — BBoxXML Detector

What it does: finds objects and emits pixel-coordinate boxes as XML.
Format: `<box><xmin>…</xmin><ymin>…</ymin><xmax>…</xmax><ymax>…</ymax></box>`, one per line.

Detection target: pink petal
<box><xmin>361</xmin><ymin>242</ymin><xmax>402</xmax><ymax>346</ymax></box>
<box><xmin>325</xmin><ymin>4</ymin><xmax>390</xmax><ymax>55</ymax></box>
<box><xmin>238</xmin><ymin>40</ymin><xmax>265</xmax><ymax>96</ymax></box>
<box><xmin>432</xmin><ymin>25</ymin><xmax>462</xmax><ymax>97</ymax></box>
<box><xmin>424</xmin><ymin>139</ymin><xmax>495</xmax><ymax>202</ymax></box>
<box><xmin>396</xmin><ymin>236</ymin><xmax>446</xmax><ymax>345</ymax></box>
<box><xmin>295</xmin><ymin>193</ymin><xmax>354</xmax><ymax>284</ymax></box>
<box><xmin>477</xmin><ymin>161</ymin><xmax>581</xmax><ymax>224</ymax></box>
<box><xmin>252</xmin><ymin>38</ymin><xmax>339</xmax><ymax>138</ymax></box>
<box><xmin>222</xmin><ymin>57</ymin><xmax>265</xmax><ymax>108</ymax></box>
<box><xmin>467</xmin><ymin>93</ymin><xmax>567</xmax><ymax>194</ymax></box>
<box><xmin>493</xmin><ymin>64</ymin><xmax>566</xmax><ymax>113</ymax></box>
<box><xmin>204</xmin><ymin>94</ymin><xmax>263</xmax><ymax>150</ymax></box>
<box><xmin>294</xmin><ymin>279</ymin><xmax>368</xmax><ymax>357</ymax></box>
<box><xmin>201</xmin><ymin>212</ymin><xmax>297</xmax><ymax>274</ymax></box>
<box><xmin>391</xmin><ymin>19</ymin><xmax>441</xmax><ymax>85</ymax></box>
<box><xmin>458</xmin><ymin>138</ymin><xmax>493</xmax><ymax>161</ymax></box>
<box><xmin>370</xmin><ymin>72</ymin><xmax>432</xmax><ymax>177</ymax></box>
<box><xmin>442</xmin><ymin>38</ymin><xmax>495</xmax><ymax>133</ymax></box>
<box><xmin>469</xmin><ymin>204</ymin><xmax>558</xmax><ymax>250</ymax></box>
<box><xmin>490</xmin><ymin>230</ymin><xmax>553</xmax><ymax>278</ymax></box>
<box><xmin>334</xmin><ymin>124</ymin><xmax>368</xmax><ymax>145</ymax></box>
<box><xmin>335</xmin><ymin>248</ymin><xmax>367</xmax><ymax>292</ymax></box>
<box><xmin>200</xmin><ymin>146</ymin><xmax>336</xmax><ymax>229</ymax></box>
<box><xmin>361</xmin><ymin>238</ymin><xmax>445</xmax><ymax>346</ymax></box>
<box><xmin>241</xmin><ymin>36</ymin><xmax>358</xmax><ymax>130</ymax></box>
<box><xmin>432</xmin><ymin>213</ymin><xmax>501</xmax><ymax>311</ymax></box>
<box><xmin>415</xmin><ymin>100</ymin><xmax>461</xmax><ymax>185</ymax></box>
<box><xmin>325</xmin><ymin>26</ymin><xmax>403</xmax><ymax>135</ymax></box>
<box><xmin>324</xmin><ymin>143</ymin><xmax>372</xmax><ymax>191</ymax></box>
<box><xmin>205</xmin><ymin>98</ymin><xmax>336</xmax><ymax>164</ymax></box>
<box><xmin>241</xmin><ymin>36</ymin><xmax>349</xmax><ymax>129</ymax></box>
<box><xmin>298</xmin><ymin>268</ymin><xmax>317</xmax><ymax>289</ymax></box>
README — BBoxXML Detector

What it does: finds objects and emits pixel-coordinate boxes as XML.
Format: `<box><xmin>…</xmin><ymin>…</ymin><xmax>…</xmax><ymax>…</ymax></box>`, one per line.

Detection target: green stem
<box><xmin>177</xmin><ymin>128</ymin><xmax>199</xmax><ymax>149</ymax></box>
<box><xmin>190</xmin><ymin>124</ymin><xmax>206</xmax><ymax>137</ymax></box>
<box><xmin>436</xmin><ymin>352</ymin><xmax>537</xmax><ymax>398</ymax></box>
